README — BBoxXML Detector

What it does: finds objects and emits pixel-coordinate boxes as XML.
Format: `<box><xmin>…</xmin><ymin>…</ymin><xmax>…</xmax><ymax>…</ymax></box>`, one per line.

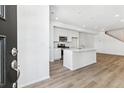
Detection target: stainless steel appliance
<box><xmin>59</xmin><ymin>36</ymin><xmax>67</xmax><ymax>42</ymax></box>
<box><xmin>57</xmin><ymin>44</ymin><xmax>69</xmax><ymax>60</ymax></box>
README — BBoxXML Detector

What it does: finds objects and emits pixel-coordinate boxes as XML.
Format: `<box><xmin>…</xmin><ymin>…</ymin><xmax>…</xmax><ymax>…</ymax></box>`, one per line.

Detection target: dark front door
<box><xmin>0</xmin><ymin>5</ymin><xmax>18</xmax><ymax>88</ymax></box>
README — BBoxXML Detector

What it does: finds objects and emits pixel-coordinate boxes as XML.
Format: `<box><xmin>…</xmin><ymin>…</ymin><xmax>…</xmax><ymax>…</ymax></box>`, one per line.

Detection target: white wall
<box><xmin>79</xmin><ymin>33</ymin><xmax>95</xmax><ymax>48</ymax></box>
<box><xmin>17</xmin><ymin>5</ymin><xmax>49</xmax><ymax>87</ymax></box>
<box><xmin>96</xmin><ymin>32</ymin><xmax>124</xmax><ymax>56</ymax></box>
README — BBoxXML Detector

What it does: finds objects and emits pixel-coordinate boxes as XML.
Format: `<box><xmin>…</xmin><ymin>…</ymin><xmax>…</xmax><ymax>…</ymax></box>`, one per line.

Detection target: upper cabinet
<box><xmin>54</xmin><ymin>30</ymin><xmax>59</xmax><ymax>42</ymax></box>
<box><xmin>54</xmin><ymin>27</ymin><xmax>79</xmax><ymax>43</ymax></box>
<box><xmin>68</xmin><ymin>35</ymin><xmax>72</xmax><ymax>42</ymax></box>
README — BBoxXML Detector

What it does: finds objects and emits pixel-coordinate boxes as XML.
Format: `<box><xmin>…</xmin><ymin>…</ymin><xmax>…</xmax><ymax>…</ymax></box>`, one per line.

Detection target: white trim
<box><xmin>18</xmin><ymin>76</ymin><xmax>50</xmax><ymax>88</ymax></box>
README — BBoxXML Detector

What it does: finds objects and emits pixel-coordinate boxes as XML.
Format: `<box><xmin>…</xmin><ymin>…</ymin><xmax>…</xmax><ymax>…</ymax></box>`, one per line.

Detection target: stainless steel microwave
<box><xmin>59</xmin><ymin>36</ymin><xmax>67</xmax><ymax>42</ymax></box>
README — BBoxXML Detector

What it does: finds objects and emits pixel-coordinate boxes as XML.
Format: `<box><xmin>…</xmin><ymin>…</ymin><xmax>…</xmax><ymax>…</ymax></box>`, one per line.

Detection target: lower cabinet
<box><xmin>54</xmin><ymin>48</ymin><xmax>61</xmax><ymax>60</ymax></box>
<box><xmin>64</xmin><ymin>49</ymin><xmax>96</xmax><ymax>70</ymax></box>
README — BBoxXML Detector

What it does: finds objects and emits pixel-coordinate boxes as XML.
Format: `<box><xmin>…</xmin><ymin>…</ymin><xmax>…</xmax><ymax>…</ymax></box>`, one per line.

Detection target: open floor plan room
<box><xmin>1</xmin><ymin>5</ymin><xmax>124</xmax><ymax>88</ymax></box>
<box><xmin>26</xmin><ymin>53</ymin><xmax>124</xmax><ymax>88</ymax></box>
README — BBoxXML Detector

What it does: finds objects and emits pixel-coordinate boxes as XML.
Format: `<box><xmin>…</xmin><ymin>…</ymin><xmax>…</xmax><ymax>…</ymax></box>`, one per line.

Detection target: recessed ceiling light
<box><xmin>120</xmin><ymin>19</ymin><xmax>124</xmax><ymax>22</ymax></box>
<box><xmin>115</xmin><ymin>14</ymin><xmax>120</xmax><ymax>17</ymax></box>
<box><xmin>55</xmin><ymin>17</ymin><xmax>59</xmax><ymax>20</ymax></box>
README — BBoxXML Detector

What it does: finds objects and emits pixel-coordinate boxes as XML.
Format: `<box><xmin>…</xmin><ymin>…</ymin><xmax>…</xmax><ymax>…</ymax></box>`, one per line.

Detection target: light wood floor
<box><xmin>26</xmin><ymin>53</ymin><xmax>124</xmax><ymax>88</ymax></box>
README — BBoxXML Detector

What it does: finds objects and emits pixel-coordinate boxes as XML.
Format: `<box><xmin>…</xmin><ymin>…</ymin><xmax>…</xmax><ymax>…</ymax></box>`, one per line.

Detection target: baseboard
<box><xmin>97</xmin><ymin>51</ymin><xmax>124</xmax><ymax>56</ymax></box>
<box><xmin>18</xmin><ymin>76</ymin><xmax>50</xmax><ymax>88</ymax></box>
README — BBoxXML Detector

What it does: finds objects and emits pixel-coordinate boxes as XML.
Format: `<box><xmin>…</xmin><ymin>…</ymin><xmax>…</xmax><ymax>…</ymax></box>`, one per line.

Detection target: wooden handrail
<box><xmin>105</xmin><ymin>31</ymin><xmax>124</xmax><ymax>42</ymax></box>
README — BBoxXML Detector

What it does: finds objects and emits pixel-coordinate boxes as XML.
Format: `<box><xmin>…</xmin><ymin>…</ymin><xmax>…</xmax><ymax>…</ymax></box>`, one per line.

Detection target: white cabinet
<box><xmin>54</xmin><ymin>31</ymin><xmax>59</xmax><ymax>41</ymax></box>
<box><xmin>68</xmin><ymin>35</ymin><xmax>72</xmax><ymax>42</ymax></box>
<box><xmin>64</xmin><ymin>49</ymin><xmax>96</xmax><ymax>70</ymax></box>
<box><xmin>73</xmin><ymin>51</ymin><xmax>96</xmax><ymax>69</ymax></box>
<box><xmin>54</xmin><ymin>28</ymin><xmax>79</xmax><ymax>43</ymax></box>
<box><xmin>54</xmin><ymin>48</ymin><xmax>61</xmax><ymax>60</ymax></box>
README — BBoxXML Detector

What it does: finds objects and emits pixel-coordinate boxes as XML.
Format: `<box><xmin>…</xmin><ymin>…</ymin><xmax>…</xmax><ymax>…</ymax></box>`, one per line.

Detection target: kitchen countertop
<box><xmin>64</xmin><ymin>48</ymin><xmax>96</xmax><ymax>52</ymax></box>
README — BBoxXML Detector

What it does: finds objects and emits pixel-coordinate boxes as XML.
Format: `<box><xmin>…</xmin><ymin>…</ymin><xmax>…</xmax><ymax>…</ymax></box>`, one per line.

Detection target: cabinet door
<box><xmin>54</xmin><ymin>48</ymin><xmax>61</xmax><ymax>60</ymax></box>
<box><xmin>68</xmin><ymin>35</ymin><xmax>72</xmax><ymax>42</ymax></box>
<box><xmin>54</xmin><ymin>32</ymin><xmax>59</xmax><ymax>42</ymax></box>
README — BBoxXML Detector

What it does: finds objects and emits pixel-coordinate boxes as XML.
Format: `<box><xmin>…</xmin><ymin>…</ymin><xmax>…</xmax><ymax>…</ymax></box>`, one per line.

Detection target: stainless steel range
<box><xmin>57</xmin><ymin>44</ymin><xmax>69</xmax><ymax>60</ymax></box>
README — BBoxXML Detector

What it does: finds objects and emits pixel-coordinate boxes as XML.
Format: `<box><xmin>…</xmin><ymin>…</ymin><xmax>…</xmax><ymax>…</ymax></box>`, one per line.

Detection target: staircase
<box><xmin>105</xmin><ymin>30</ymin><xmax>124</xmax><ymax>42</ymax></box>
<box><xmin>96</xmin><ymin>31</ymin><xmax>124</xmax><ymax>56</ymax></box>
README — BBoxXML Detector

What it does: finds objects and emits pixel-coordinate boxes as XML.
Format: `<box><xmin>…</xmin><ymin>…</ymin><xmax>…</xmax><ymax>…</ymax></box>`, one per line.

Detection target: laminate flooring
<box><xmin>25</xmin><ymin>53</ymin><xmax>124</xmax><ymax>88</ymax></box>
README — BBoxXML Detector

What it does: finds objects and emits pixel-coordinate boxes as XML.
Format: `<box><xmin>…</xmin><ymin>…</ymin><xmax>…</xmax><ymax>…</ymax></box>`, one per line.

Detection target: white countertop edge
<box><xmin>64</xmin><ymin>48</ymin><xmax>96</xmax><ymax>52</ymax></box>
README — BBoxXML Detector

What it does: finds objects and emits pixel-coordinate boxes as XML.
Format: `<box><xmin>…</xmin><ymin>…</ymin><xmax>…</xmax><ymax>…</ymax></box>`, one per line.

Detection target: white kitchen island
<box><xmin>63</xmin><ymin>48</ymin><xmax>96</xmax><ymax>70</ymax></box>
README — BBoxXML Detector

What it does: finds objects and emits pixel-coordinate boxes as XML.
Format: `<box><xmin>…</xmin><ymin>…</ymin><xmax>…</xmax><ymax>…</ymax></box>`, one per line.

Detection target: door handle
<box><xmin>12</xmin><ymin>68</ymin><xmax>20</xmax><ymax>88</ymax></box>
<box><xmin>16</xmin><ymin>67</ymin><xmax>20</xmax><ymax>80</ymax></box>
<box><xmin>11</xmin><ymin>48</ymin><xmax>19</xmax><ymax>88</ymax></box>
<box><xmin>11</xmin><ymin>60</ymin><xmax>20</xmax><ymax>81</ymax></box>
<box><xmin>11</xmin><ymin>60</ymin><xmax>20</xmax><ymax>88</ymax></box>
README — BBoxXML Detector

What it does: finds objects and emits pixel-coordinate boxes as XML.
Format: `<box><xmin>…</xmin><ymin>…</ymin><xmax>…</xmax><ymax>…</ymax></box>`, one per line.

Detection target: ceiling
<box><xmin>50</xmin><ymin>5</ymin><xmax>124</xmax><ymax>32</ymax></box>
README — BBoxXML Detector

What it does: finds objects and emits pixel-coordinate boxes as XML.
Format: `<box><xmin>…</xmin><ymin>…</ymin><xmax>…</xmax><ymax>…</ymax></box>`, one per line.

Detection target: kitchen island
<box><xmin>63</xmin><ymin>48</ymin><xmax>96</xmax><ymax>70</ymax></box>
